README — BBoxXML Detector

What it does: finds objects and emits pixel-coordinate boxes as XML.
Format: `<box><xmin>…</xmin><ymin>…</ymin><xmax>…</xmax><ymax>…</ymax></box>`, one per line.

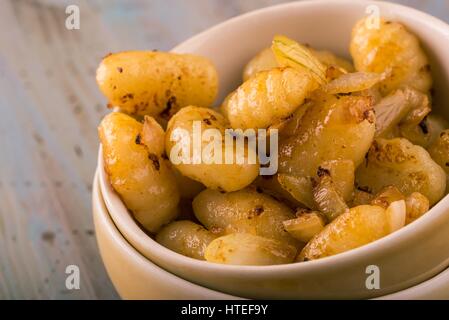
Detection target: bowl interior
<box><xmin>98</xmin><ymin>0</ymin><xmax>449</xmax><ymax>298</ymax></box>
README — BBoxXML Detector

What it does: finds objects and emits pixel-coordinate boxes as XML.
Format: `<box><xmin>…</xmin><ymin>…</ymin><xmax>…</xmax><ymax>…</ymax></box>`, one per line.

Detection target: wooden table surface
<box><xmin>0</xmin><ymin>0</ymin><xmax>448</xmax><ymax>300</ymax></box>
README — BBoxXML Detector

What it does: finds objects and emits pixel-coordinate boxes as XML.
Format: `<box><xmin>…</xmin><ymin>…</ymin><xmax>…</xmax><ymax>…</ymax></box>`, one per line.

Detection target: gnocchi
<box><xmin>97</xmin><ymin>51</ymin><xmax>218</xmax><ymax>118</ymax></box>
<box><xmin>350</xmin><ymin>18</ymin><xmax>432</xmax><ymax>95</ymax></box>
<box><xmin>298</xmin><ymin>201</ymin><xmax>406</xmax><ymax>261</ymax></box>
<box><xmin>222</xmin><ymin>67</ymin><xmax>317</xmax><ymax>130</ymax></box>
<box><xmin>98</xmin><ymin>112</ymin><xmax>180</xmax><ymax>232</ymax></box>
<box><xmin>356</xmin><ymin>138</ymin><xmax>446</xmax><ymax>205</ymax></box>
<box><xmin>165</xmin><ymin>106</ymin><xmax>259</xmax><ymax>192</ymax></box>
<box><xmin>428</xmin><ymin>129</ymin><xmax>449</xmax><ymax>191</ymax></box>
<box><xmin>156</xmin><ymin>220</ymin><xmax>217</xmax><ymax>260</ymax></box>
<box><xmin>96</xmin><ymin>18</ymin><xmax>448</xmax><ymax>266</ymax></box>
<box><xmin>205</xmin><ymin>233</ymin><xmax>297</xmax><ymax>266</ymax></box>
<box><xmin>193</xmin><ymin>188</ymin><xmax>299</xmax><ymax>247</ymax></box>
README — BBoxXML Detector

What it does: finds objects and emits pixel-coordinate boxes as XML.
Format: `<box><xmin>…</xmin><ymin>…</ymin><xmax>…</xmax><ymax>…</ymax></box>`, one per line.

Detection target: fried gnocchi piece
<box><xmin>356</xmin><ymin>138</ymin><xmax>446</xmax><ymax>205</ymax></box>
<box><xmin>165</xmin><ymin>106</ymin><xmax>259</xmax><ymax>192</ymax></box>
<box><xmin>277</xmin><ymin>94</ymin><xmax>373</xmax><ymax>209</ymax></box>
<box><xmin>405</xmin><ymin>192</ymin><xmax>430</xmax><ymax>224</ymax></box>
<box><xmin>99</xmin><ymin>112</ymin><xmax>180</xmax><ymax>232</ymax></box>
<box><xmin>156</xmin><ymin>220</ymin><xmax>217</xmax><ymax>260</ymax></box>
<box><xmin>428</xmin><ymin>129</ymin><xmax>449</xmax><ymax>190</ymax></box>
<box><xmin>350</xmin><ymin>18</ymin><xmax>432</xmax><ymax>95</ymax></box>
<box><xmin>242</xmin><ymin>47</ymin><xmax>354</xmax><ymax>81</ymax></box>
<box><xmin>141</xmin><ymin>116</ymin><xmax>204</xmax><ymax>199</ymax></box>
<box><xmin>192</xmin><ymin>188</ymin><xmax>298</xmax><ymax>247</ymax></box>
<box><xmin>298</xmin><ymin>201</ymin><xmax>406</xmax><ymax>261</ymax></box>
<box><xmin>222</xmin><ymin>67</ymin><xmax>318</xmax><ymax>130</ymax></box>
<box><xmin>278</xmin><ymin>93</ymin><xmax>375</xmax><ymax>185</ymax></box>
<box><xmin>140</xmin><ymin>116</ymin><xmax>166</xmax><ymax>154</ymax></box>
<box><xmin>205</xmin><ymin>233</ymin><xmax>296</xmax><ymax>266</ymax></box>
<box><xmin>283</xmin><ymin>211</ymin><xmax>326</xmax><ymax>242</ymax></box>
<box><xmin>96</xmin><ymin>51</ymin><xmax>218</xmax><ymax>118</ymax></box>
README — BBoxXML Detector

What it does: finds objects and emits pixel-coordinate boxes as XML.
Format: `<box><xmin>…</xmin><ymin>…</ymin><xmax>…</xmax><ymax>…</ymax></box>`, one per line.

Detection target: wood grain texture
<box><xmin>0</xmin><ymin>0</ymin><xmax>447</xmax><ymax>300</ymax></box>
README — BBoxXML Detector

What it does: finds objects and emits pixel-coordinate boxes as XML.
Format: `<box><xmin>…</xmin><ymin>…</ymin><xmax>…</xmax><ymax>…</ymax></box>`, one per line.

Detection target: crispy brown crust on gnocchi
<box><xmin>96</xmin><ymin>51</ymin><xmax>218</xmax><ymax>117</ymax></box>
<box><xmin>356</xmin><ymin>138</ymin><xmax>446</xmax><ymax>205</ymax></box>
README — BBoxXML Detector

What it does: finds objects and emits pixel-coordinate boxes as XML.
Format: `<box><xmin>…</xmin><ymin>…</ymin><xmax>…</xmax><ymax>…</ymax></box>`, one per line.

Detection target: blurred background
<box><xmin>0</xmin><ymin>0</ymin><xmax>448</xmax><ymax>299</ymax></box>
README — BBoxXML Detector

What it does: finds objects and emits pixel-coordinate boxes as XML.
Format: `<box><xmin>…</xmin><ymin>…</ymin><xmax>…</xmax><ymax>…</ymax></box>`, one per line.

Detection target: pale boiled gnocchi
<box><xmin>156</xmin><ymin>220</ymin><xmax>217</xmax><ymax>260</ymax></box>
<box><xmin>96</xmin><ymin>18</ymin><xmax>448</xmax><ymax>266</ymax></box>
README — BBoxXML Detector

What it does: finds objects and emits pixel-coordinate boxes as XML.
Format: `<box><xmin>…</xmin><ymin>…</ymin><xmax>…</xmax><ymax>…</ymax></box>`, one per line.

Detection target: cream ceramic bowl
<box><xmin>97</xmin><ymin>0</ymin><xmax>449</xmax><ymax>299</ymax></box>
<box><xmin>93</xmin><ymin>171</ymin><xmax>240</xmax><ymax>299</ymax></box>
<box><xmin>94</xmin><ymin>169</ymin><xmax>449</xmax><ymax>300</ymax></box>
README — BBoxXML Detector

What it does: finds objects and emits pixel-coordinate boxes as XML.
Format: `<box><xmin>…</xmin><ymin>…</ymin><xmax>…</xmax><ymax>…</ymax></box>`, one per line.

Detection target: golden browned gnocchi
<box><xmin>222</xmin><ymin>67</ymin><xmax>317</xmax><ymax>130</ymax></box>
<box><xmin>298</xmin><ymin>201</ymin><xmax>406</xmax><ymax>261</ymax></box>
<box><xmin>356</xmin><ymin>138</ymin><xmax>446</xmax><ymax>205</ymax></box>
<box><xmin>279</xmin><ymin>93</ymin><xmax>375</xmax><ymax>177</ymax></box>
<box><xmin>205</xmin><ymin>233</ymin><xmax>297</xmax><ymax>266</ymax></box>
<box><xmin>165</xmin><ymin>106</ymin><xmax>259</xmax><ymax>192</ymax></box>
<box><xmin>98</xmin><ymin>112</ymin><xmax>180</xmax><ymax>232</ymax></box>
<box><xmin>96</xmin><ymin>51</ymin><xmax>218</xmax><ymax>118</ymax></box>
<box><xmin>350</xmin><ymin>18</ymin><xmax>432</xmax><ymax>95</ymax></box>
<box><xmin>96</xmin><ymin>21</ymin><xmax>448</xmax><ymax>266</ymax></box>
<box><xmin>275</xmin><ymin>93</ymin><xmax>375</xmax><ymax>210</ymax></box>
<box><xmin>192</xmin><ymin>188</ymin><xmax>298</xmax><ymax>247</ymax></box>
<box><xmin>156</xmin><ymin>220</ymin><xmax>217</xmax><ymax>260</ymax></box>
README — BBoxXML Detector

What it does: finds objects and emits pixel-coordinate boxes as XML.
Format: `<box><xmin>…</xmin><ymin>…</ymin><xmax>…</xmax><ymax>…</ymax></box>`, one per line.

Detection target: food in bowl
<box><xmin>96</xmin><ymin>17</ymin><xmax>448</xmax><ymax>266</ymax></box>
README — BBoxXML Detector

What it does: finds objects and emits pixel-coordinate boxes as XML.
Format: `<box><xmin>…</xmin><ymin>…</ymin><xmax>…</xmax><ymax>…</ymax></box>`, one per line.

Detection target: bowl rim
<box><xmin>98</xmin><ymin>0</ymin><xmax>449</xmax><ymax>277</ymax></box>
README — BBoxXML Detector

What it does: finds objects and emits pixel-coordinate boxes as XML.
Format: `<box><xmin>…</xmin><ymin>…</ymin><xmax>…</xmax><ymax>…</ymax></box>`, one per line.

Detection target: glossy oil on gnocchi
<box><xmin>96</xmin><ymin>17</ymin><xmax>449</xmax><ymax>266</ymax></box>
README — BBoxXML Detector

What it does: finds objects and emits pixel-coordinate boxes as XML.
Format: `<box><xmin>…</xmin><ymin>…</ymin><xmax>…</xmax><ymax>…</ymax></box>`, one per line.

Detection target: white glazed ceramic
<box><xmin>93</xmin><ymin>171</ymin><xmax>240</xmax><ymax>300</ymax></box>
<box><xmin>97</xmin><ymin>0</ymin><xmax>449</xmax><ymax>299</ymax></box>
